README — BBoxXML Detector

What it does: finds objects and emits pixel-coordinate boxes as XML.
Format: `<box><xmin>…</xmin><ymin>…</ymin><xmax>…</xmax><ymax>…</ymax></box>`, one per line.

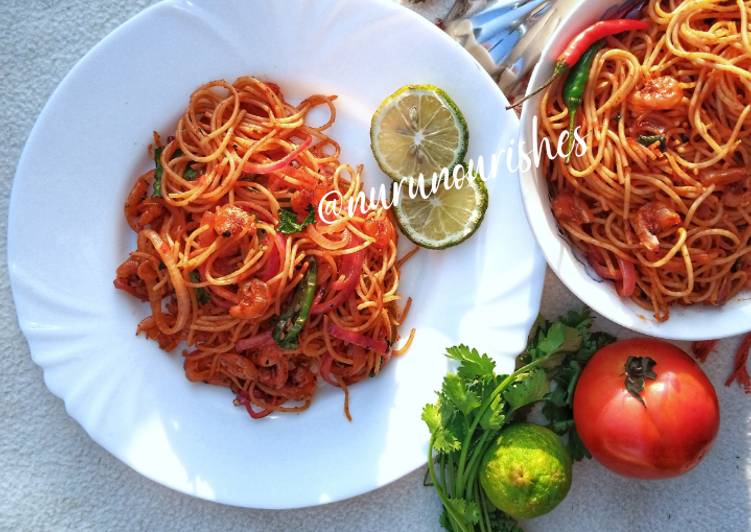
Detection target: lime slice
<box><xmin>370</xmin><ymin>85</ymin><xmax>468</xmax><ymax>182</ymax></box>
<box><xmin>393</xmin><ymin>172</ymin><xmax>488</xmax><ymax>249</ymax></box>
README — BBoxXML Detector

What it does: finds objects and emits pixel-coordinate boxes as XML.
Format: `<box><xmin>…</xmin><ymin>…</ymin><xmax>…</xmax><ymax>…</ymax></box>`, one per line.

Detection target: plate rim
<box><xmin>8</xmin><ymin>0</ymin><xmax>545</xmax><ymax>508</ymax></box>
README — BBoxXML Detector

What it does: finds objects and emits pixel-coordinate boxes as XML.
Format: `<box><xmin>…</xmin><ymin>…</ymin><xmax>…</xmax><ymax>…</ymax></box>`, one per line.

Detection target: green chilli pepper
<box><xmin>152</xmin><ymin>146</ymin><xmax>164</xmax><ymax>197</ymax></box>
<box><xmin>273</xmin><ymin>257</ymin><xmax>317</xmax><ymax>349</ymax></box>
<box><xmin>564</xmin><ymin>40</ymin><xmax>605</xmax><ymax>162</ymax></box>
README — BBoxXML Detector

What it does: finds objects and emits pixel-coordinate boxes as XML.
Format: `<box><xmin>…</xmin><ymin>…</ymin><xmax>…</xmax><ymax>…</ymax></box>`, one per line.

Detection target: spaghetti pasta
<box><xmin>540</xmin><ymin>0</ymin><xmax>751</xmax><ymax>321</ymax></box>
<box><xmin>115</xmin><ymin>77</ymin><xmax>410</xmax><ymax>419</ymax></box>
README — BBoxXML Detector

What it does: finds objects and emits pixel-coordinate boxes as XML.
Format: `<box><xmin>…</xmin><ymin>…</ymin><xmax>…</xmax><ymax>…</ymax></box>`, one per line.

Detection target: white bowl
<box><xmin>518</xmin><ymin>0</ymin><xmax>751</xmax><ymax>340</ymax></box>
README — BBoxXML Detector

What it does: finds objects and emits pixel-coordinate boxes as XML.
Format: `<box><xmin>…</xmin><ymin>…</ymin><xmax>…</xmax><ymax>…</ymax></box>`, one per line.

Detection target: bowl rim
<box><xmin>517</xmin><ymin>0</ymin><xmax>751</xmax><ymax>341</ymax></box>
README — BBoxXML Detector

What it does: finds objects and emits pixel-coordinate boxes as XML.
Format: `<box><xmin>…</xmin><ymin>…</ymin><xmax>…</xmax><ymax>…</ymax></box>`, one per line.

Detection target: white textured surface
<box><xmin>1</xmin><ymin>1</ymin><xmax>749</xmax><ymax>530</ymax></box>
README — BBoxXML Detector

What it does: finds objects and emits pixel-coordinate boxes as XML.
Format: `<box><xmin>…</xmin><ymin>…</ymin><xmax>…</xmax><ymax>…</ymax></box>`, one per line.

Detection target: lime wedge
<box><xmin>370</xmin><ymin>85</ymin><xmax>468</xmax><ymax>182</ymax></box>
<box><xmin>393</xmin><ymin>173</ymin><xmax>488</xmax><ymax>249</ymax></box>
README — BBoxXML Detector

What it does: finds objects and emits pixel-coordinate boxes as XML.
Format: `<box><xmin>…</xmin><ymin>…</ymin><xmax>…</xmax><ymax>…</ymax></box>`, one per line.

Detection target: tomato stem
<box><xmin>624</xmin><ymin>355</ymin><xmax>657</xmax><ymax>406</ymax></box>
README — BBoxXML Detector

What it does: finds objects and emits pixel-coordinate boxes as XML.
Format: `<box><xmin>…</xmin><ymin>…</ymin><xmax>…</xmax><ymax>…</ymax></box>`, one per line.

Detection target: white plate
<box><xmin>8</xmin><ymin>0</ymin><xmax>544</xmax><ymax>509</ymax></box>
<box><xmin>518</xmin><ymin>0</ymin><xmax>751</xmax><ymax>341</ymax></box>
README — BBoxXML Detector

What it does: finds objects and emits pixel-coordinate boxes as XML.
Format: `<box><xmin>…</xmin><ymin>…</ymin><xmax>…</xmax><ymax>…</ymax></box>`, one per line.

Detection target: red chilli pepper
<box><xmin>507</xmin><ymin>18</ymin><xmax>650</xmax><ymax>109</ymax></box>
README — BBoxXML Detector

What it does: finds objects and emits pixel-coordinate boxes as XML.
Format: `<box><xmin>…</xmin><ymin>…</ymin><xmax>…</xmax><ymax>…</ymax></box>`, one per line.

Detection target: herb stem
<box><xmin>446</xmin><ymin>453</ymin><xmax>455</xmax><ymax>497</ymax></box>
<box><xmin>462</xmin><ymin>431</ymin><xmax>493</xmax><ymax>496</ymax></box>
<box><xmin>427</xmin><ymin>438</ymin><xmax>471</xmax><ymax>532</ymax></box>
<box><xmin>455</xmin><ymin>358</ymin><xmax>546</xmax><ymax>491</ymax></box>
<box><xmin>478</xmin><ymin>482</ymin><xmax>492</xmax><ymax>532</ymax></box>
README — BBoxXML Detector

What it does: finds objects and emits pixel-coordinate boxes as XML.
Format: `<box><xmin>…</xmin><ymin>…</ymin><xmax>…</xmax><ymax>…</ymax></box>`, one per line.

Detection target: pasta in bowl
<box><xmin>519</xmin><ymin>0</ymin><xmax>751</xmax><ymax>340</ymax></box>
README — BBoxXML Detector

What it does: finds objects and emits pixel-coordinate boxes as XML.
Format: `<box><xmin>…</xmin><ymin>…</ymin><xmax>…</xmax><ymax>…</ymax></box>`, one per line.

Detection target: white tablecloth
<box><xmin>1</xmin><ymin>1</ymin><xmax>748</xmax><ymax>530</ymax></box>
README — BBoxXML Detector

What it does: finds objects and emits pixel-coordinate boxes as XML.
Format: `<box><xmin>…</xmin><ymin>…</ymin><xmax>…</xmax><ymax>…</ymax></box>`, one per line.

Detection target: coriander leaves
<box><xmin>152</xmin><ymin>147</ymin><xmax>200</xmax><ymax>197</ymax></box>
<box><xmin>532</xmin><ymin>309</ymin><xmax>615</xmax><ymax>460</ymax></box>
<box><xmin>422</xmin><ymin>344</ymin><xmax>533</xmax><ymax>532</ymax></box>
<box><xmin>188</xmin><ymin>271</ymin><xmax>210</xmax><ymax>305</ymax></box>
<box><xmin>278</xmin><ymin>205</ymin><xmax>315</xmax><ymax>234</ymax></box>
<box><xmin>422</xmin><ymin>308</ymin><xmax>614</xmax><ymax>531</ymax></box>
<box><xmin>503</xmin><ymin>368</ymin><xmax>548</xmax><ymax>411</ymax></box>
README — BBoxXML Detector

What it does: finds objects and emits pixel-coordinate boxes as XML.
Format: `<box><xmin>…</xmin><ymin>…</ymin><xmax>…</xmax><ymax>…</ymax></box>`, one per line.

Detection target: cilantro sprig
<box><xmin>278</xmin><ymin>205</ymin><xmax>315</xmax><ymax>234</ymax></box>
<box><xmin>152</xmin><ymin>147</ymin><xmax>200</xmax><ymax>197</ymax></box>
<box><xmin>422</xmin><ymin>308</ymin><xmax>614</xmax><ymax>531</ymax></box>
<box><xmin>189</xmin><ymin>270</ymin><xmax>210</xmax><ymax>306</ymax></box>
<box><xmin>524</xmin><ymin>309</ymin><xmax>615</xmax><ymax>460</ymax></box>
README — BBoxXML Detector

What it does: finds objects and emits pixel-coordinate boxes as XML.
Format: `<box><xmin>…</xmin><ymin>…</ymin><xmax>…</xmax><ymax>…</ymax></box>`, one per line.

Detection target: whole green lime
<box><xmin>480</xmin><ymin>423</ymin><xmax>572</xmax><ymax>520</ymax></box>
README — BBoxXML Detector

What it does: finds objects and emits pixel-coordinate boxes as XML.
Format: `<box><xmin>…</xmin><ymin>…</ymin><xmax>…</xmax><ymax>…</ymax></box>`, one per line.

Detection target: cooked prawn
<box><xmin>629</xmin><ymin>76</ymin><xmax>683</xmax><ymax>111</ymax></box>
<box><xmin>124</xmin><ymin>172</ymin><xmax>165</xmax><ymax>231</ymax></box>
<box><xmin>552</xmin><ymin>193</ymin><xmax>593</xmax><ymax>226</ymax></box>
<box><xmin>229</xmin><ymin>279</ymin><xmax>271</xmax><ymax>319</ymax></box>
<box><xmin>136</xmin><ymin>316</ymin><xmax>181</xmax><ymax>351</ymax></box>
<box><xmin>633</xmin><ymin>201</ymin><xmax>681</xmax><ymax>251</ymax></box>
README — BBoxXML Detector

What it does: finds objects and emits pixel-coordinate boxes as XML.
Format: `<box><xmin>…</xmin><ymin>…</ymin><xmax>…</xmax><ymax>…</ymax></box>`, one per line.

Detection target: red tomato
<box><xmin>573</xmin><ymin>338</ymin><xmax>719</xmax><ymax>479</ymax></box>
<box><xmin>290</xmin><ymin>188</ymin><xmax>314</xmax><ymax>216</ymax></box>
<box><xmin>290</xmin><ymin>183</ymin><xmax>332</xmax><ymax>217</ymax></box>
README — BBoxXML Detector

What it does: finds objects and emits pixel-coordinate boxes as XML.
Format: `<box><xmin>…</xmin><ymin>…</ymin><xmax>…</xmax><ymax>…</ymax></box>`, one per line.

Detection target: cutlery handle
<box><xmin>444</xmin><ymin>0</ymin><xmax>582</xmax><ymax>102</ymax></box>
